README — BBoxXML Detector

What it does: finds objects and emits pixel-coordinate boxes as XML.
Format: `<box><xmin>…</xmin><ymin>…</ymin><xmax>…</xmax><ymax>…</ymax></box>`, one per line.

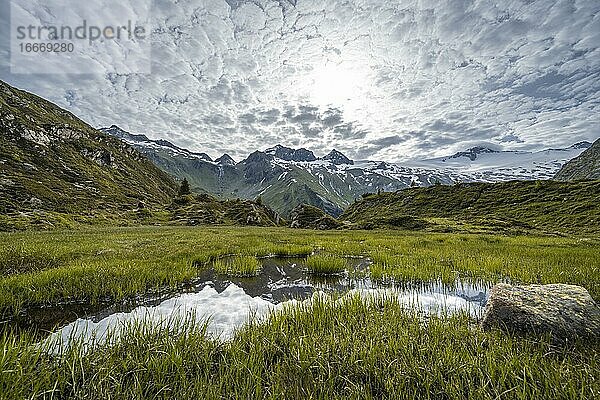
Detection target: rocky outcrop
<box><xmin>81</xmin><ymin>149</ymin><xmax>114</xmax><ymax>167</ymax></box>
<box><xmin>170</xmin><ymin>195</ymin><xmax>285</xmax><ymax>227</ymax></box>
<box><xmin>290</xmin><ymin>204</ymin><xmax>341</xmax><ymax>230</ymax></box>
<box><xmin>482</xmin><ymin>283</ymin><xmax>600</xmax><ymax>341</ymax></box>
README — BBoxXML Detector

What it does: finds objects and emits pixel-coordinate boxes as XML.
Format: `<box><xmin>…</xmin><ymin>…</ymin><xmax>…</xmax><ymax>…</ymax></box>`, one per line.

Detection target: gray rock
<box><xmin>29</xmin><ymin>197</ymin><xmax>43</xmax><ymax>208</ymax></box>
<box><xmin>81</xmin><ymin>149</ymin><xmax>114</xmax><ymax>167</ymax></box>
<box><xmin>21</xmin><ymin>129</ymin><xmax>51</xmax><ymax>146</ymax></box>
<box><xmin>482</xmin><ymin>283</ymin><xmax>600</xmax><ymax>341</ymax></box>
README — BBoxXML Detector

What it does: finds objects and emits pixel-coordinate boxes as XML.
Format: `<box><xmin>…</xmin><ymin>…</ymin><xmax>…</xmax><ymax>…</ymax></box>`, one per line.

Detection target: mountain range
<box><xmin>2</xmin><ymin>78</ymin><xmax>600</xmax><ymax>234</ymax></box>
<box><xmin>102</xmin><ymin>125</ymin><xmax>593</xmax><ymax>217</ymax></box>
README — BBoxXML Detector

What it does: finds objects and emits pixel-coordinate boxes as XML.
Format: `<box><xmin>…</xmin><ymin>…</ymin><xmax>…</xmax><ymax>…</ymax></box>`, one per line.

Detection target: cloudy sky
<box><xmin>1</xmin><ymin>0</ymin><xmax>599</xmax><ymax>161</ymax></box>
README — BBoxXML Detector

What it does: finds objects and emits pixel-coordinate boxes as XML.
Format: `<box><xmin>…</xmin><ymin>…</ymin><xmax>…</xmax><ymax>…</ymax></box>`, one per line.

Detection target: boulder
<box><xmin>482</xmin><ymin>283</ymin><xmax>600</xmax><ymax>341</ymax></box>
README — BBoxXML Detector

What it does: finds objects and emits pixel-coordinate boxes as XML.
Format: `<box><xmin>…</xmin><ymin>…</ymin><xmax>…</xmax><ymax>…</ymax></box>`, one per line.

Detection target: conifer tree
<box><xmin>178</xmin><ymin>178</ymin><xmax>191</xmax><ymax>196</ymax></box>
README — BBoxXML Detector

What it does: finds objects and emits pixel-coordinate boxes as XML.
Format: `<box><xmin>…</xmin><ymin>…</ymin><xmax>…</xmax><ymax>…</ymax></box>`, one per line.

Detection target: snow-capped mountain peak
<box><xmin>322</xmin><ymin>149</ymin><xmax>354</xmax><ymax>165</ymax></box>
<box><xmin>215</xmin><ymin>154</ymin><xmax>236</xmax><ymax>166</ymax></box>
<box><xmin>567</xmin><ymin>141</ymin><xmax>592</xmax><ymax>150</ymax></box>
<box><xmin>445</xmin><ymin>146</ymin><xmax>503</xmax><ymax>162</ymax></box>
<box><xmin>265</xmin><ymin>145</ymin><xmax>317</xmax><ymax>162</ymax></box>
<box><xmin>103</xmin><ymin>125</ymin><xmax>151</xmax><ymax>143</ymax></box>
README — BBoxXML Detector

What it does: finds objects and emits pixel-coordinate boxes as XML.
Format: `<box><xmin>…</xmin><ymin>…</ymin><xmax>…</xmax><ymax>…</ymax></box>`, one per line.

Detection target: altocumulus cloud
<box><xmin>1</xmin><ymin>0</ymin><xmax>599</xmax><ymax>161</ymax></box>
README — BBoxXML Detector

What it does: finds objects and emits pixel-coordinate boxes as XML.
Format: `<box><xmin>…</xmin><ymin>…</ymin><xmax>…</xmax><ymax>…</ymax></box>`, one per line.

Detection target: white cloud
<box><xmin>1</xmin><ymin>0</ymin><xmax>599</xmax><ymax>161</ymax></box>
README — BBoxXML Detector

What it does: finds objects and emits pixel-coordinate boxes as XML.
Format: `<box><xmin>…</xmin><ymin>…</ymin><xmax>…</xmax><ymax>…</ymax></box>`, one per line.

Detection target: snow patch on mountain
<box><xmin>404</xmin><ymin>144</ymin><xmax>592</xmax><ymax>181</ymax></box>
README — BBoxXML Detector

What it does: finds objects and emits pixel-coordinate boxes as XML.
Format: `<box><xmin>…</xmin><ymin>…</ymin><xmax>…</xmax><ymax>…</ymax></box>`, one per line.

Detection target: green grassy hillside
<box><xmin>0</xmin><ymin>80</ymin><xmax>178</xmax><ymax>215</ymax></box>
<box><xmin>340</xmin><ymin>180</ymin><xmax>600</xmax><ymax>234</ymax></box>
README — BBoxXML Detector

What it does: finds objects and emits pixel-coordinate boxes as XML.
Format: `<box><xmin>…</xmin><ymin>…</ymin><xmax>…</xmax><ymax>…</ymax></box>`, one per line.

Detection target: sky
<box><xmin>1</xmin><ymin>0</ymin><xmax>599</xmax><ymax>161</ymax></box>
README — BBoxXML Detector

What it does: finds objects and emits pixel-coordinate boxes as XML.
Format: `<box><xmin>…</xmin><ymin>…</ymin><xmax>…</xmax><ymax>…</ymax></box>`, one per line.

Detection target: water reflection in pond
<box><xmin>204</xmin><ymin>256</ymin><xmax>373</xmax><ymax>303</ymax></box>
<box><xmin>24</xmin><ymin>256</ymin><xmax>490</xmax><ymax>350</ymax></box>
<box><xmin>204</xmin><ymin>256</ymin><xmax>488</xmax><ymax>308</ymax></box>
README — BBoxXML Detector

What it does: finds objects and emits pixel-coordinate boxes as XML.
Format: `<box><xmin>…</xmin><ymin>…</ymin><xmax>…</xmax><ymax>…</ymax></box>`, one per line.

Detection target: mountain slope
<box><xmin>554</xmin><ymin>138</ymin><xmax>600</xmax><ymax>181</ymax></box>
<box><xmin>0</xmin><ymin>81</ymin><xmax>178</xmax><ymax>214</ymax></box>
<box><xmin>340</xmin><ymin>180</ymin><xmax>600</xmax><ymax>234</ymax></box>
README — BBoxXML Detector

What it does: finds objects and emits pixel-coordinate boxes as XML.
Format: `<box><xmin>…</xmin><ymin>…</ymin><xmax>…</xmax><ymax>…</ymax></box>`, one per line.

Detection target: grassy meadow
<box><xmin>1</xmin><ymin>226</ymin><xmax>598</xmax><ymax>314</ymax></box>
<box><xmin>1</xmin><ymin>225</ymin><xmax>599</xmax><ymax>398</ymax></box>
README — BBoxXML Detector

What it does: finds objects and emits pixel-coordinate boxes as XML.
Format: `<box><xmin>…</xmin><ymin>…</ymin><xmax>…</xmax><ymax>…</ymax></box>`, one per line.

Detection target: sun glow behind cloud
<box><xmin>0</xmin><ymin>0</ymin><xmax>598</xmax><ymax>161</ymax></box>
<box><xmin>308</xmin><ymin>62</ymin><xmax>370</xmax><ymax>108</ymax></box>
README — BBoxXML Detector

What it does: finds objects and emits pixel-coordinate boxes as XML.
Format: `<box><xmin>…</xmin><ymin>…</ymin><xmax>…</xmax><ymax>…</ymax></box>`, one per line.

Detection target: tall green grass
<box><xmin>252</xmin><ymin>243</ymin><xmax>314</xmax><ymax>258</ymax></box>
<box><xmin>1</xmin><ymin>295</ymin><xmax>597</xmax><ymax>399</ymax></box>
<box><xmin>305</xmin><ymin>254</ymin><xmax>346</xmax><ymax>275</ymax></box>
<box><xmin>0</xmin><ymin>243</ymin><xmax>62</xmax><ymax>276</ymax></box>
<box><xmin>213</xmin><ymin>256</ymin><xmax>262</xmax><ymax>277</ymax></box>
